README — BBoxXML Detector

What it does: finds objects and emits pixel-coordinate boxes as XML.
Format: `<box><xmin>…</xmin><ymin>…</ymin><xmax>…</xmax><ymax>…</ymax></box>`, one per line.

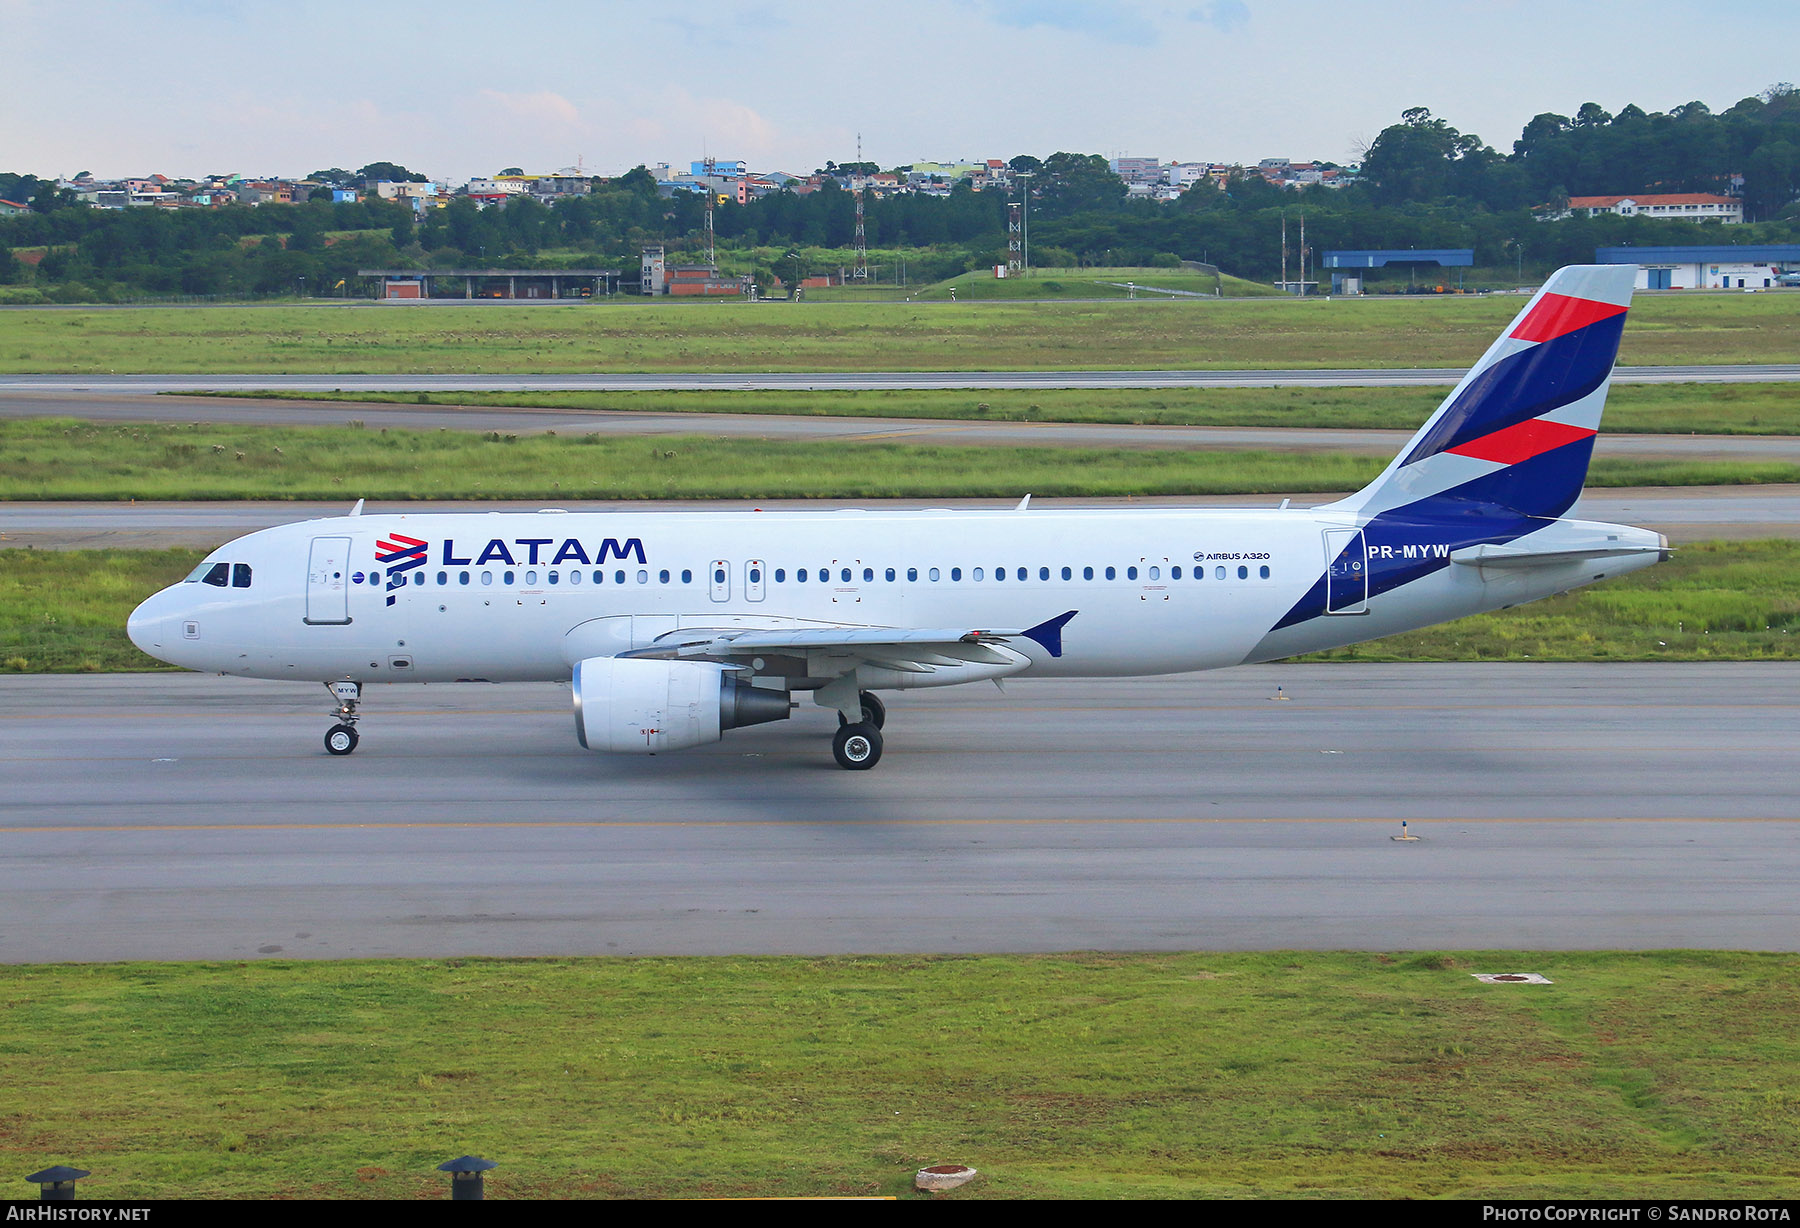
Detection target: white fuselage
<box><xmin>127</xmin><ymin>504</ymin><xmax>1664</xmax><ymax>687</ymax></box>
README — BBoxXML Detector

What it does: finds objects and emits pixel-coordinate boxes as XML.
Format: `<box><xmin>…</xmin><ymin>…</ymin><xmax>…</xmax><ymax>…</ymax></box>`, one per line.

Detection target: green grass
<box><xmin>3</xmin><ymin>952</ymin><xmax>1798</xmax><ymax>1199</ymax></box>
<box><xmin>3</xmin><ymin>420</ymin><xmax>1796</xmax><ymax>502</ymax></box>
<box><xmin>800</xmin><ymin>266</ymin><xmax>1282</xmax><ymax>302</ymax></box>
<box><xmin>4</xmin><ymin>291</ymin><xmax>1800</xmax><ymax>372</ymax></box>
<box><xmin>252</xmin><ymin>381</ymin><xmax>1800</xmax><ymax>436</ymax></box>
<box><xmin>0</xmin><ymin>547</ymin><xmax>200</xmax><ymax>672</ymax></box>
<box><xmin>5</xmin><ymin>540</ymin><xmax>1796</xmax><ymax>674</ymax></box>
<box><xmin>1298</xmin><ymin>539</ymin><xmax>1800</xmax><ymax>662</ymax></box>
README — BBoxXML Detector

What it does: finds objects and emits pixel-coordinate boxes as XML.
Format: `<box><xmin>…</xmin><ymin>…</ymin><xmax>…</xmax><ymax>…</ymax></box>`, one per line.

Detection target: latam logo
<box><xmin>372</xmin><ymin>536</ymin><xmax>652</xmax><ymax>605</ymax></box>
<box><xmin>377</xmin><ymin>534</ymin><xmax>429</xmax><ymax>605</ymax></box>
<box><xmin>440</xmin><ymin>536</ymin><xmax>648</xmax><ymax>567</ymax></box>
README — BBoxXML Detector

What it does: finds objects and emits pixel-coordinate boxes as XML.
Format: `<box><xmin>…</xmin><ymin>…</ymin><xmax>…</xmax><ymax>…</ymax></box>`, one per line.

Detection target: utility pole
<box><xmin>1280</xmin><ymin>211</ymin><xmax>1288</xmax><ymax>295</ymax></box>
<box><xmin>1299</xmin><ymin>211</ymin><xmax>1307</xmax><ymax>297</ymax></box>
<box><xmin>1016</xmin><ymin>171</ymin><xmax>1033</xmax><ymax>276</ymax></box>
<box><xmin>702</xmin><ymin>154</ymin><xmax>717</xmax><ymax>269</ymax></box>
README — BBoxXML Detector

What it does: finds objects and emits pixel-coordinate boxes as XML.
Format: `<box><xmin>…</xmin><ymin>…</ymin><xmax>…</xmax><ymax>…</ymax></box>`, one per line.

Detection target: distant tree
<box><xmin>1036</xmin><ymin>152</ymin><xmax>1125</xmax><ymax>216</ymax></box>
<box><xmin>499</xmin><ymin>167</ymin><xmax>524</xmax><ymax>176</ymax></box>
<box><xmin>1008</xmin><ymin>154</ymin><xmax>1043</xmax><ymax>174</ymax></box>
<box><xmin>307</xmin><ymin>168</ymin><xmax>355</xmax><ymax>186</ymax></box>
<box><xmin>615</xmin><ymin>165</ymin><xmax>658</xmax><ymax>194</ymax></box>
<box><xmin>357</xmin><ymin>161</ymin><xmax>428</xmax><ymax>185</ymax></box>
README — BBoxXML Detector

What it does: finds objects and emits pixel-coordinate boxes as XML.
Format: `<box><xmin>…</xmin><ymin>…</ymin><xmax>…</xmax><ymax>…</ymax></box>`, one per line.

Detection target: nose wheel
<box><xmin>323</xmin><ymin>680</ymin><xmax>363</xmax><ymax>756</ymax></box>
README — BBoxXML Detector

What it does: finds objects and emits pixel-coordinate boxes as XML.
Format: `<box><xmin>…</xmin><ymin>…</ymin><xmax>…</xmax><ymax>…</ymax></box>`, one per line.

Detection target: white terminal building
<box><xmin>1596</xmin><ymin>244</ymin><xmax>1800</xmax><ymax>290</ymax></box>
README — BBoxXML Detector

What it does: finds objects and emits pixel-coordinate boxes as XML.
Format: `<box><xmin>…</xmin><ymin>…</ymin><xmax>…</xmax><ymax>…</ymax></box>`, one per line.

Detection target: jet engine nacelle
<box><xmin>572</xmin><ymin>656</ymin><xmax>791</xmax><ymax>753</ymax></box>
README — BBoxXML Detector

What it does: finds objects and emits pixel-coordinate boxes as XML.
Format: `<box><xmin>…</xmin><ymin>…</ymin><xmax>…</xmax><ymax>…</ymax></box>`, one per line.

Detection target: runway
<box><xmin>4</xmin><ymin>364</ymin><xmax>1799</xmax><ymax>393</ymax></box>
<box><xmin>2</xmin><ymin>665</ymin><xmax>1795</xmax><ymax>962</ymax></box>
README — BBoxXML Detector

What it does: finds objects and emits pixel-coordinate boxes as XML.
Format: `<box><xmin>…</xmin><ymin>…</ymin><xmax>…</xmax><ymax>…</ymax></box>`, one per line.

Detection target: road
<box><xmin>2</xmin><ymin>665</ymin><xmax>1794</xmax><ymax>962</ymax></box>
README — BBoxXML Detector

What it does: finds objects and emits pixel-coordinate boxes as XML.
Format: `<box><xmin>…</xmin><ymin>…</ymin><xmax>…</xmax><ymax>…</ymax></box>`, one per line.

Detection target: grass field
<box><xmin>5</xmin><ymin>540</ymin><xmax>1795</xmax><ymax>674</ymax></box>
<box><xmin>798</xmin><ymin>266</ymin><xmax>1283</xmax><ymax>302</ymax></box>
<box><xmin>4</xmin><ymin>952</ymin><xmax>1797</xmax><ymax>1199</ymax></box>
<box><xmin>263</xmin><ymin>381</ymin><xmax>1800</xmax><ymax>436</ymax></box>
<box><xmin>4</xmin><ymin>420</ymin><xmax>1797</xmax><ymax>503</ymax></box>
<box><xmin>4</xmin><ymin>291</ymin><xmax>1800</xmax><ymax>373</ymax></box>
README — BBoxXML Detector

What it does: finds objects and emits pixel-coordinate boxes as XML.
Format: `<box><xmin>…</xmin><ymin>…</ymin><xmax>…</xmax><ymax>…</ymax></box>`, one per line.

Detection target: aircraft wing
<box><xmin>621</xmin><ymin>610</ymin><xmax>1079</xmax><ymax>672</ymax></box>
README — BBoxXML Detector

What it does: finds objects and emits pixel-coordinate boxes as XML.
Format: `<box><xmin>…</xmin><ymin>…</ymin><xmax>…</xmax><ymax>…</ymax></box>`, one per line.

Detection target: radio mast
<box><xmin>852</xmin><ymin>132</ymin><xmax>869</xmax><ymax>281</ymax></box>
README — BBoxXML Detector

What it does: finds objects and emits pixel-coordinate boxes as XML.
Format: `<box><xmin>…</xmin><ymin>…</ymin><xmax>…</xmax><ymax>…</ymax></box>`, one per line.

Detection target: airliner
<box><xmin>128</xmin><ymin>265</ymin><xmax>1665</xmax><ymax>769</ymax></box>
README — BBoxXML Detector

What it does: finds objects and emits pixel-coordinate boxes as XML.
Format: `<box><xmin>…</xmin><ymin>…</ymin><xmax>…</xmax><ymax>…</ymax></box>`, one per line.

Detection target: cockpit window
<box><xmin>200</xmin><ymin>562</ymin><xmax>230</xmax><ymax>587</ymax></box>
<box><xmin>232</xmin><ymin>563</ymin><xmax>252</xmax><ymax>589</ymax></box>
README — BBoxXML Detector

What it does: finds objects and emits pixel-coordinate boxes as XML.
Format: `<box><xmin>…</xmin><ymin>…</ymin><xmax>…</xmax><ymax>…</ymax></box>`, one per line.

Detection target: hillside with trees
<box><xmin>5</xmin><ymin>85</ymin><xmax>1799</xmax><ymax>302</ymax></box>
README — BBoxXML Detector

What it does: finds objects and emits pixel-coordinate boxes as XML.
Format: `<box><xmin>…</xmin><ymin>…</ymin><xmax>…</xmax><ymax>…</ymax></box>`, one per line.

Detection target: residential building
<box><xmin>1549</xmin><ymin>193</ymin><xmax>1743</xmax><ymax>223</ymax></box>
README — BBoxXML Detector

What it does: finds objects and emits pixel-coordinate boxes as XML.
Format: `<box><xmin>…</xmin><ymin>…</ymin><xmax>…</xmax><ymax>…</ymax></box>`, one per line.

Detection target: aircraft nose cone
<box><xmin>127</xmin><ymin>595</ymin><xmax>164</xmax><ymax>655</ymax></box>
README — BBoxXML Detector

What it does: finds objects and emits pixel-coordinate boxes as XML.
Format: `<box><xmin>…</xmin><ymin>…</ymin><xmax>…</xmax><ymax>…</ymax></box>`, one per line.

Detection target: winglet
<box><xmin>1020</xmin><ymin>610</ymin><xmax>1078</xmax><ymax>658</ymax></box>
<box><xmin>1015</xmin><ymin>494</ymin><xmax>1032</xmax><ymax>511</ymax></box>
<box><xmin>349</xmin><ymin>499</ymin><xmax>365</xmax><ymax>517</ymax></box>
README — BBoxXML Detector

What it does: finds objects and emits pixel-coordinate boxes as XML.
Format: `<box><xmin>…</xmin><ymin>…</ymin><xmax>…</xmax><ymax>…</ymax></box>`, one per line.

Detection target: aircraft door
<box><xmin>305</xmin><ymin>536</ymin><xmax>354</xmax><ymax>625</ymax></box>
<box><xmin>709</xmin><ymin>560</ymin><xmax>730</xmax><ymax>602</ymax></box>
<box><xmin>745</xmin><ymin>559</ymin><xmax>766</xmax><ymax>602</ymax></box>
<box><xmin>1323</xmin><ymin>528</ymin><xmax>1368</xmax><ymax>615</ymax></box>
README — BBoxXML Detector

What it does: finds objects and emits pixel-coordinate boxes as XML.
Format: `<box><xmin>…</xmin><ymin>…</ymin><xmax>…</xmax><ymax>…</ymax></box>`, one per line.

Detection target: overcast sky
<box><xmin>5</xmin><ymin>0</ymin><xmax>1797</xmax><ymax>183</ymax></box>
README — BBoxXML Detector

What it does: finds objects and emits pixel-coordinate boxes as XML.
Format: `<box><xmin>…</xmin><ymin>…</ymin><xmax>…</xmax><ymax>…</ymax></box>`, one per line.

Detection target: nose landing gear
<box><xmin>324</xmin><ymin>680</ymin><xmax>362</xmax><ymax>756</ymax></box>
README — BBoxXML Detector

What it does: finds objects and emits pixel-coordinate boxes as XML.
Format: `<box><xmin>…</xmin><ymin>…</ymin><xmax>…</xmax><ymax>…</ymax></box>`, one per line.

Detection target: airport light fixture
<box><xmin>438</xmin><ymin>1155</ymin><xmax>498</xmax><ymax>1200</ymax></box>
<box><xmin>25</xmin><ymin>1165</ymin><xmax>91</xmax><ymax>1201</ymax></box>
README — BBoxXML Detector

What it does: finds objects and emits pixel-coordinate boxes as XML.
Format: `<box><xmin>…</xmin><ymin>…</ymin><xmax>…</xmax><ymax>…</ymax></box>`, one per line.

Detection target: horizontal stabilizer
<box><xmin>1450</xmin><ymin>541</ymin><xmax>1666</xmax><ymax>569</ymax></box>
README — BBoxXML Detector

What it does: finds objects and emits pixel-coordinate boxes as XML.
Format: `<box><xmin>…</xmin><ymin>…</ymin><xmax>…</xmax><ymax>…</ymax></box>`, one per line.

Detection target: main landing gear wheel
<box><xmin>832</xmin><ymin>722</ymin><xmax>883</xmax><ymax>770</ymax></box>
<box><xmin>836</xmin><ymin>690</ymin><xmax>886</xmax><ymax>730</ymax></box>
<box><xmin>324</xmin><ymin>723</ymin><xmax>359</xmax><ymax>756</ymax></box>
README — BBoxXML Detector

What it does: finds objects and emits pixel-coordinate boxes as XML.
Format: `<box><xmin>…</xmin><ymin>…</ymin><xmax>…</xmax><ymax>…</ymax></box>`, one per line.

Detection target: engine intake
<box><xmin>572</xmin><ymin>656</ymin><xmax>790</xmax><ymax>753</ymax></box>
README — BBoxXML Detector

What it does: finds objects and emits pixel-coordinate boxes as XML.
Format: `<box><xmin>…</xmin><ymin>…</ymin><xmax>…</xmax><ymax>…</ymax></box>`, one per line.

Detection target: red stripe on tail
<box><xmin>1445</xmin><ymin>417</ymin><xmax>1596</xmax><ymax>466</ymax></box>
<box><xmin>1509</xmin><ymin>293</ymin><xmax>1627</xmax><ymax>344</ymax></box>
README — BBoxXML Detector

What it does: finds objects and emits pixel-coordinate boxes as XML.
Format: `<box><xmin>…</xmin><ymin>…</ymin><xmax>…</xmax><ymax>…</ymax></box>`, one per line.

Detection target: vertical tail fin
<box><xmin>1330</xmin><ymin>264</ymin><xmax>1635</xmax><ymax>521</ymax></box>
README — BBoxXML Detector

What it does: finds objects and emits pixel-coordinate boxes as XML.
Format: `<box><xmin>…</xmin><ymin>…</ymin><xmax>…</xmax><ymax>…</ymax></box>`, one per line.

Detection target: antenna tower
<box><xmin>702</xmin><ymin>154</ymin><xmax>717</xmax><ymax>269</ymax></box>
<box><xmin>852</xmin><ymin>132</ymin><xmax>869</xmax><ymax>280</ymax></box>
<box><xmin>1006</xmin><ymin>199</ymin><xmax>1023</xmax><ymax>277</ymax></box>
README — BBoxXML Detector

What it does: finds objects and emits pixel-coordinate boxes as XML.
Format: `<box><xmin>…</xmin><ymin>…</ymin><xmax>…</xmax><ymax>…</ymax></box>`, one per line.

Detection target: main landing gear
<box><xmin>831</xmin><ymin>690</ymin><xmax>885</xmax><ymax>770</ymax></box>
<box><xmin>323</xmin><ymin>680</ymin><xmax>362</xmax><ymax>756</ymax></box>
